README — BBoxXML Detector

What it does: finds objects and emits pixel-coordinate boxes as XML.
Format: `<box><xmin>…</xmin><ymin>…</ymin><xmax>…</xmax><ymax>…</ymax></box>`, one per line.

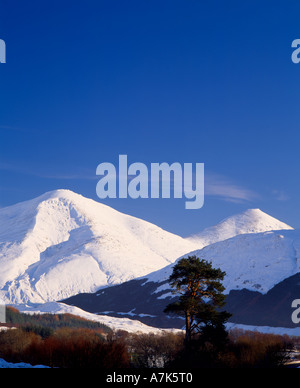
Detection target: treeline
<box><xmin>126</xmin><ymin>329</ymin><xmax>294</xmax><ymax>368</ymax></box>
<box><xmin>4</xmin><ymin>306</ymin><xmax>112</xmax><ymax>338</ymax></box>
<box><xmin>0</xmin><ymin>307</ymin><xmax>127</xmax><ymax>368</ymax></box>
<box><xmin>0</xmin><ymin>327</ymin><xmax>129</xmax><ymax>368</ymax></box>
<box><xmin>0</xmin><ymin>326</ymin><xmax>294</xmax><ymax>368</ymax></box>
<box><xmin>0</xmin><ymin>307</ymin><xmax>297</xmax><ymax>368</ymax></box>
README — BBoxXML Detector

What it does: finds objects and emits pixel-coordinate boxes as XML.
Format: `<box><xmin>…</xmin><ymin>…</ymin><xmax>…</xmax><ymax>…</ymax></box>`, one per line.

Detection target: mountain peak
<box><xmin>242</xmin><ymin>208</ymin><xmax>264</xmax><ymax>215</ymax></box>
<box><xmin>187</xmin><ymin>208</ymin><xmax>293</xmax><ymax>247</ymax></box>
<box><xmin>0</xmin><ymin>190</ymin><xmax>294</xmax><ymax>306</ymax></box>
<box><xmin>223</xmin><ymin>208</ymin><xmax>293</xmax><ymax>230</ymax></box>
<box><xmin>0</xmin><ymin>189</ymin><xmax>196</xmax><ymax>304</ymax></box>
<box><xmin>238</xmin><ymin>208</ymin><xmax>274</xmax><ymax>218</ymax></box>
<box><xmin>33</xmin><ymin>189</ymin><xmax>86</xmax><ymax>203</ymax></box>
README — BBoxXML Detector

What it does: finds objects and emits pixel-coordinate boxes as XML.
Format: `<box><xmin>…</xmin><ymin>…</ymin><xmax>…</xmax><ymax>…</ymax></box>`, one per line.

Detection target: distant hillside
<box><xmin>2</xmin><ymin>306</ymin><xmax>112</xmax><ymax>335</ymax></box>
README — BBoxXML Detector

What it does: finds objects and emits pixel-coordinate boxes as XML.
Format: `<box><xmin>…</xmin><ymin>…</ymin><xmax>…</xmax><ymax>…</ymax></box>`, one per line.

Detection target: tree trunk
<box><xmin>185</xmin><ymin>312</ymin><xmax>192</xmax><ymax>344</ymax></box>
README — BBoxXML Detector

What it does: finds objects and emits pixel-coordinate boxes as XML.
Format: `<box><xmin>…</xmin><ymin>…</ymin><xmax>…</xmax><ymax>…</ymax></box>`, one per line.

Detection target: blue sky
<box><xmin>0</xmin><ymin>0</ymin><xmax>300</xmax><ymax>236</ymax></box>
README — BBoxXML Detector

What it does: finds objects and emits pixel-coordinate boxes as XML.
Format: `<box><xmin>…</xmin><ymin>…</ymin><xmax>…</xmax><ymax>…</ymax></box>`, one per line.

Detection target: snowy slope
<box><xmin>145</xmin><ymin>229</ymin><xmax>300</xmax><ymax>294</ymax></box>
<box><xmin>63</xmin><ymin>228</ymin><xmax>300</xmax><ymax>330</ymax></box>
<box><xmin>15</xmin><ymin>301</ymin><xmax>180</xmax><ymax>334</ymax></box>
<box><xmin>0</xmin><ymin>190</ymin><xmax>197</xmax><ymax>304</ymax></box>
<box><xmin>0</xmin><ymin>189</ymin><xmax>294</xmax><ymax>307</ymax></box>
<box><xmin>187</xmin><ymin>208</ymin><xmax>293</xmax><ymax>248</ymax></box>
<box><xmin>142</xmin><ymin>209</ymin><xmax>295</xmax><ymax>294</ymax></box>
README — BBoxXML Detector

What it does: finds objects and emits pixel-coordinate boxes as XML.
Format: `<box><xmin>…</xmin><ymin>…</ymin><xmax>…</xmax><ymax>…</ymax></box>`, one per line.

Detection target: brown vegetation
<box><xmin>128</xmin><ymin>331</ymin><xmax>184</xmax><ymax>368</ymax></box>
<box><xmin>0</xmin><ymin>307</ymin><xmax>128</xmax><ymax>368</ymax></box>
<box><xmin>0</xmin><ymin>327</ymin><xmax>129</xmax><ymax>368</ymax></box>
<box><xmin>126</xmin><ymin>328</ymin><xmax>294</xmax><ymax>368</ymax></box>
<box><xmin>225</xmin><ymin>328</ymin><xmax>294</xmax><ymax>368</ymax></box>
<box><xmin>0</xmin><ymin>307</ymin><xmax>296</xmax><ymax>368</ymax></box>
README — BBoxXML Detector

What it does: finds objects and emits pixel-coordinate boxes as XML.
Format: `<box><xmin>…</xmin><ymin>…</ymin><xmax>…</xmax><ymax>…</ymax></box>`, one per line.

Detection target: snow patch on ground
<box><xmin>0</xmin><ymin>358</ymin><xmax>49</xmax><ymax>368</ymax></box>
<box><xmin>13</xmin><ymin>302</ymin><xmax>181</xmax><ymax>334</ymax></box>
<box><xmin>226</xmin><ymin>322</ymin><xmax>300</xmax><ymax>337</ymax></box>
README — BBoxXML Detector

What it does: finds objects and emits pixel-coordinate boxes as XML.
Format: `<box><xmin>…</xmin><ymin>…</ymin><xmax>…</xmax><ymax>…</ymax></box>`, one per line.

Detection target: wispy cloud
<box><xmin>205</xmin><ymin>173</ymin><xmax>259</xmax><ymax>203</ymax></box>
<box><xmin>0</xmin><ymin>161</ymin><xmax>259</xmax><ymax>203</ymax></box>
<box><xmin>271</xmin><ymin>189</ymin><xmax>289</xmax><ymax>202</ymax></box>
<box><xmin>0</xmin><ymin>162</ymin><xmax>96</xmax><ymax>180</ymax></box>
<box><xmin>125</xmin><ymin>168</ymin><xmax>259</xmax><ymax>203</ymax></box>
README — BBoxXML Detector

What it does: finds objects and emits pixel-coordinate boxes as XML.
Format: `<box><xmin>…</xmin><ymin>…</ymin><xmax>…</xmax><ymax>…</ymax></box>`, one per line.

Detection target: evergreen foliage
<box><xmin>4</xmin><ymin>306</ymin><xmax>112</xmax><ymax>334</ymax></box>
<box><xmin>164</xmin><ymin>255</ymin><xmax>231</xmax><ymax>344</ymax></box>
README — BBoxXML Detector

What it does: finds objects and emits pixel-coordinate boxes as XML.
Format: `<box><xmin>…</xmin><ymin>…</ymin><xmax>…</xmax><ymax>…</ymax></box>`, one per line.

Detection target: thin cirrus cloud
<box><xmin>0</xmin><ymin>161</ymin><xmax>259</xmax><ymax>203</ymax></box>
<box><xmin>0</xmin><ymin>162</ymin><xmax>96</xmax><ymax>181</ymax></box>
<box><xmin>271</xmin><ymin>189</ymin><xmax>289</xmax><ymax>202</ymax></box>
<box><xmin>205</xmin><ymin>173</ymin><xmax>260</xmax><ymax>203</ymax></box>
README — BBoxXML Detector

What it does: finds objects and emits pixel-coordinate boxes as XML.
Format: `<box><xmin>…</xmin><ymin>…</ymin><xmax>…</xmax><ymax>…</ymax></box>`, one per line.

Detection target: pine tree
<box><xmin>164</xmin><ymin>255</ymin><xmax>231</xmax><ymax>345</ymax></box>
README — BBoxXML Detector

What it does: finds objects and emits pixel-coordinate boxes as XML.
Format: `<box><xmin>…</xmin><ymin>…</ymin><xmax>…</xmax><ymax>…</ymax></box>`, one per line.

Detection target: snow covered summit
<box><xmin>187</xmin><ymin>208</ymin><xmax>293</xmax><ymax>247</ymax></box>
<box><xmin>0</xmin><ymin>189</ymin><xmax>293</xmax><ymax>306</ymax></box>
<box><xmin>0</xmin><ymin>189</ymin><xmax>197</xmax><ymax>304</ymax></box>
<box><xmin>64</xmin><ymin>227</ymin><xmax>300</xmax><ymax>330</ymax></box>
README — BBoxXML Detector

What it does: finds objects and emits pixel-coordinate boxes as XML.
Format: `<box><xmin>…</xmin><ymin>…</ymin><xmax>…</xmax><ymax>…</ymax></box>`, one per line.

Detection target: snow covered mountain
<box><xmin>0</xmin><ymin>189</ymin><xmax>197</xmax><ymax>304</ymax></box>
<box><xmin>64</xmin><ymin>228</ymin><xmax>300</xmax><ymax>330</ymax></box>
<box><xmin>147</xmin><ymin>228</ymin><xmax>300</xmax><ymax>295</ymax></box>
<box><xmin>186</xmin><ymin>208</ymin><xmax>293</xmax><ymax>247</ymax></box>
<box><xmin>0</xmin><ymin>188</ymin><xmax>295</xmax><ymax>322</ymax></box>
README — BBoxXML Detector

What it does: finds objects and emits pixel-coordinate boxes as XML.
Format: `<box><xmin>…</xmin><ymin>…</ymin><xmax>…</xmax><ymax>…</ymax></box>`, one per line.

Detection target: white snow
<box><xmin>226</xmin><ymin>322</ymin><xmax>300</xmax><ymax>337</ymax></box>
<box><xmin>0</xmin><ymin>189</ymin><xmax>297</xmax><ymax>334</ymax></box>
<box><xmin>13</xmin><ymin>301</ymin><xmax>180</xmax><ymax>334</ymax></box>
<box><xmin>189</xmin><ymin>229</ymin><xmax>300</xmax><ymax>293</ymax></box>
<box><xmin>187</xmin><ymin>208</ymin><xmax>293</xmax><ymax>248</ymax></box>
<box><xmin>0</xmin><ymin>190</ymin><xmax>197</xmax><ymax>304</ymax></box>
<box><xmin>15</xmin><ymin>301</ymin><xmax>300</xmax><ymax>337</ymax></box>
<box><xmin>0</xmin><ymin>358</ymin><xmax>49</xmax><ymax>368</ymax></box>
<box><xmin>143</xmin><ymin>229</ymin><xmax>300</xmax><ymax>294</ymax></box>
